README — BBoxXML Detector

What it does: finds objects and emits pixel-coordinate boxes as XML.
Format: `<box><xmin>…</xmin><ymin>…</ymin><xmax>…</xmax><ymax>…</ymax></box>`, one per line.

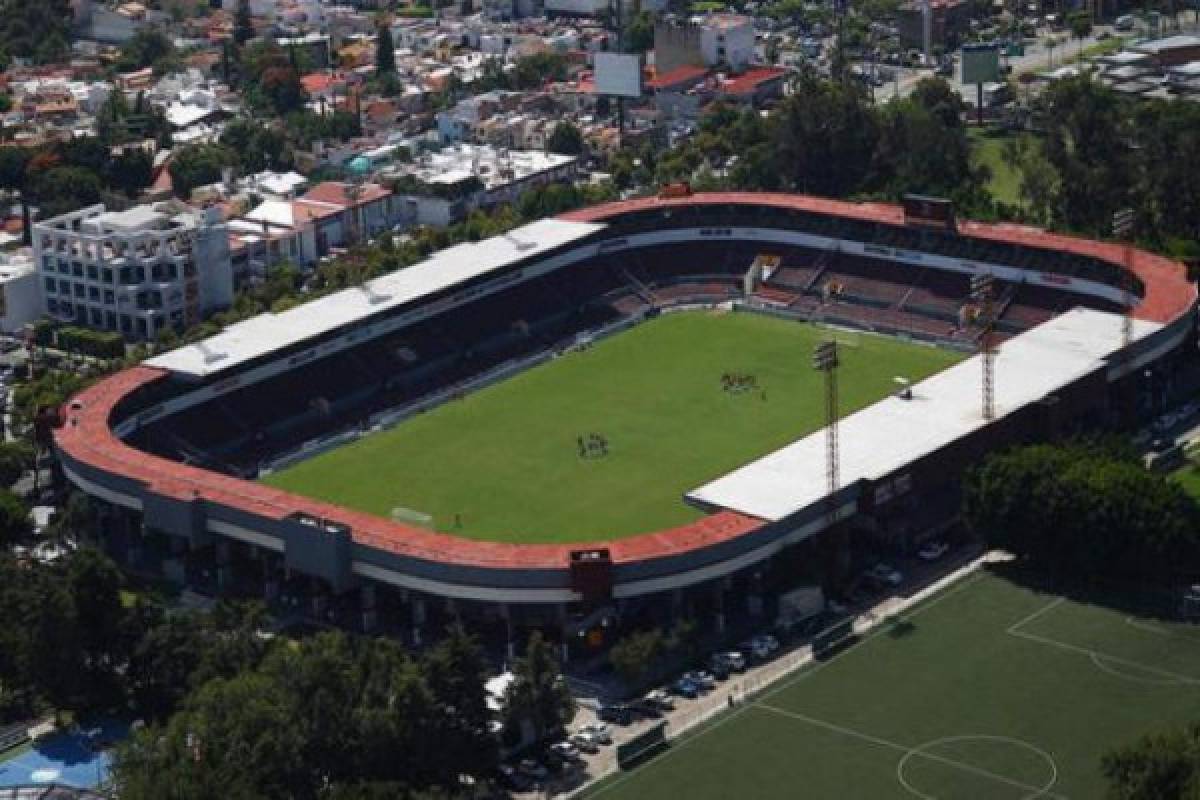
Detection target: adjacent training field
<box><xmin>585</xmin><ymin>571</ymin><xmax>1200</xmax><ymax>800</ymax></box>
<box><xmin>263</xmin><ymin>311</ymin><xmax>961</xmax><ymax>543</ymax></box>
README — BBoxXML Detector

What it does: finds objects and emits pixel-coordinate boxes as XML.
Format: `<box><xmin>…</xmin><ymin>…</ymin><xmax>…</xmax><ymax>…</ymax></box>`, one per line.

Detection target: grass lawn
<box><xmin>969</xmin><ymin>129</ymin><xmax>1025</xmax><ymax>208</ymax></box>
<box><xmin>263</xmin><ymin>312</ymin><xmax>961</xmax><ymax>544</ymax></box>
<box><xmin>584</xmin><ymin>570</ymin><xmax>1200</xmax><ymax>799</ymax></box>
<box><xmin>1171</xmin><ymin>459</ymin><xmax>1200</xmax><ymax>500</ymax></box>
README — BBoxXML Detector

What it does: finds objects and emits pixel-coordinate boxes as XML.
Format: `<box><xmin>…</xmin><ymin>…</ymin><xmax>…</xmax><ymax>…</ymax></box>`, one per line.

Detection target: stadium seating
<box><xmin>132</xmin><ymin>233</ymin><xmax>1119</xmax><ymax>475</ymax></box>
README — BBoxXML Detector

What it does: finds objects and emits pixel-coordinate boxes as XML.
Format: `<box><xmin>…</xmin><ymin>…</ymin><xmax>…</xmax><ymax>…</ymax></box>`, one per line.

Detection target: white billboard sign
<box><xmin>594</xmin><ymin>52</ymin><xmax>642</xmax><ymax>98</ymax></box>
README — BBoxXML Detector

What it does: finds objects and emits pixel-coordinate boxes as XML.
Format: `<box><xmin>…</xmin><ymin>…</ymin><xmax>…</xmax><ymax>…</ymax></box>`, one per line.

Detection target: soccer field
<box><xmin>262</xmin><ymin>311</ymin><xmax>961</xmax><ymax>543</ymax></box>
<box><xmin>584</xmin><ymin>570</ymin><xmax>1200</xmax><ymax>800</ymax></box>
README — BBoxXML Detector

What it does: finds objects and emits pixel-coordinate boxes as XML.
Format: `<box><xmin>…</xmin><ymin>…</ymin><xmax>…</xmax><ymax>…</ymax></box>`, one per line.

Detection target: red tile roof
<box><xmin>301</xmin><ymin>181</ymin><xmax>392</xmax><ymax>209</ymax></box>
<box><xmin>718</xmin><ymin>66</ymin><xmax>788</xmax><ymax>96</ymax></box>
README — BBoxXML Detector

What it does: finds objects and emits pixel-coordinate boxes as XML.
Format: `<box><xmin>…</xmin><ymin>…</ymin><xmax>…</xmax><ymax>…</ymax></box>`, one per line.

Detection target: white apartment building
<box><xmin>34</xmin><ymin>204</ymin><xmax>233</xmax><ymax>340</ymax></box>
<box><xmin>701</xmin><ymin>14</ymin><xmax>755</xmax><ymax>71</ymax></box>
<box><xmin>0</xmin><ymin>250</ymin><xmax>44</xmax><ymax>333</ymax></box>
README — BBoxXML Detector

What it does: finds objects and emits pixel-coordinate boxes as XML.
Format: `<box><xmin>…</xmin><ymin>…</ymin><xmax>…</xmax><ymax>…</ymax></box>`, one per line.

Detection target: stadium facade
<box><xmin>53</xmin><ymin>192</ymin><xmax>1196</xmax><ymax>645</ymax></box>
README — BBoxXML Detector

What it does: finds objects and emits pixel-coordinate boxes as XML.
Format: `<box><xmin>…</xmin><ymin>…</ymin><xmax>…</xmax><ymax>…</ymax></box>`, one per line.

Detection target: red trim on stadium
<box><xmin>561</xmin><ymin>192</ymin><xmax>1196</xmax><ymax>325</ymax></box>
<box><xmin>55</xmin><ymin>194</ymin><xmax>1196</xmax><ymax>571</ymax></box>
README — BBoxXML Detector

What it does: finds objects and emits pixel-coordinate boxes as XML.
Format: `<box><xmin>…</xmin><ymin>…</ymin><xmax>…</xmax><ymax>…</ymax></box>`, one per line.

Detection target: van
<box><xmin>1115</xmin><ymin>14</ymin><xmax>1135</xmax><ymax>31</ymax></box>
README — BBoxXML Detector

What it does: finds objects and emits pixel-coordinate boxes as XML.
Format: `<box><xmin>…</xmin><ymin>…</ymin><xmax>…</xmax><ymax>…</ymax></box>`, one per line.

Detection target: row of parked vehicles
<box><xmin>496</xmin><ymin>722</ymin><xmax>615</xmax><ymax>791</ymax></box>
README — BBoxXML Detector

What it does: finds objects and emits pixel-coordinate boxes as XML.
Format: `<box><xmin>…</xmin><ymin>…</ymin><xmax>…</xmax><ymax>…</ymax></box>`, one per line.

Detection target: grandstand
<box><xmin>52</xmin><ymin>191</ymin><xmax>1196</xmax><ymax>644</ymax></box>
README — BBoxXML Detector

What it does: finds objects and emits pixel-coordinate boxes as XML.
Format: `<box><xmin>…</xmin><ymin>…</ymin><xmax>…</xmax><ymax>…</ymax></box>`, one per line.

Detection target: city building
<box><xmin>34</xmin><ymin>203</ymin><xmax>233</xmax><ymax>339</ymax></box>
<box><xmin>0</xmin><ymin>250</ymin><xmax>45</xmax><ymax>333</ymax></box>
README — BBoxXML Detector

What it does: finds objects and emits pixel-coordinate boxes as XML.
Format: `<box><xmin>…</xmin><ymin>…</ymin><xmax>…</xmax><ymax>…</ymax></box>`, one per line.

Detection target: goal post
<box><xmin>390</xmin><ymin>506</ymin><xmax>434</xmax><ymax>529</ymax></box>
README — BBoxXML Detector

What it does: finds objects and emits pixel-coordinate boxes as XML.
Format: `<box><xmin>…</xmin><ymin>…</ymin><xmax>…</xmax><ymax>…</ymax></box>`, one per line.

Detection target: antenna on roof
<box><xmin>195</xmin><ymin>341</ymin><xmax>227</xmax><ymax>364</ymax></box>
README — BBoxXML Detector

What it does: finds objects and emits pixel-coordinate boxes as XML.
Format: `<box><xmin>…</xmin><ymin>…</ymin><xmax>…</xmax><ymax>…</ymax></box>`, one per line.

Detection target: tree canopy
<box><xmin>1103</xmin><ymin>722</ymin><xmax>1200</xmax><ymax>800</ymax></box>
<box><xmin>963</xmin><ymin>442</ymin><xmax>1200</xmax><ymax>584</ymax></box>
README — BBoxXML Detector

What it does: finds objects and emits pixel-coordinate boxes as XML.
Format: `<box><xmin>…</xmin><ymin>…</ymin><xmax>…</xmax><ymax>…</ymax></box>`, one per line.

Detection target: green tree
<box><xmin>1069</xmin><ymin>12</ymin><xmax>1093</xmax><ymax>58</ymax></box>
<box><xmin>168</xmin><ymin>143</ymin><xmax>239</xmax><ymax>198</ymax></box>
<box><xmin>609</xmin><ymin>628</ymin><xmax>664</xmax><ymax>687</ymax></box>
<box><xmin>29</xmin><ymin>166</ymin><xmax>103</xmax><ymax>218</ymax></box>
<box><xmin>376</xmin><ymin>17</ymin><xmax>397</xmax><ymax>75</ymax></box>
<box><xmin>422</xmin><ymin>624</ymin><xmax>499</xmax><ymax>784</ymax></box>
<box><xmin>0</xmin><ymin>488</ymin><xmax>28</xmax><ymax>547</ymax></box>
<box><xmin>1103</xmin><ymin>723</ymin><xmax>1200</xmax><ymax>800</ymax></box>
<box><xmin>625</xmin><ymin>11</ymin><xmax>655</xmax><ymax>52</ymax></box>
<box><xmin>963</xmin><ymin>442</ymin><xmax>1200</xmax><ymax>583</ymax></box>
<box><xmin>504</xmin><ymin>631</ymin><xmax>575</xmax><ymax>745</ymax></box>
<box><xmin>234</xmin><ymin>0</ymin><xmax>255</xmax><ymax>45</ymax></box>
<box><xmin>0</xmin><ymin>0</ymin><xmax>71</xmax><ymax>65</ymax></box>
<box><xmin>115</xmin><ymin>29</ymin><xmax>176</xmax><ymax>74</ymax></box>
<box><xmin>0</xmin><ymin>441</ymin><xmax>32</xmax><ymax>487</ymax></box>
<box><xmin>547</xmin><ymin>121</ymin><xmax>585</xmax><ymax>155</ymax></box>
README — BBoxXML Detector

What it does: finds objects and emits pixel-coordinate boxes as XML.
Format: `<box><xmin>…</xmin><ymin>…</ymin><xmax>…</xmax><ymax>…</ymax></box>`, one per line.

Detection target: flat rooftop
<box><xmin>147</xmin><ymin>217</ymin><xmax>605</xmax><ymax>379</ymax></box>
<box><xmin>688</xmin><ymin>309</ymin><xmax>1162</xmax><ymax>521</ymax></box>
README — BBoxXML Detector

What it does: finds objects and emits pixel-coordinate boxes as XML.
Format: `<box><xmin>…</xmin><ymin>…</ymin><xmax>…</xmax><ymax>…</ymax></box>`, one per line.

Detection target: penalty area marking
<box><xmin>896</xmin><ymin>734</ymin><xmax>1059</xmax><ymax>800</ymax></box>
<box><xmin>1124</xmin><ymin>616</ymin><xmax>1200</xmax><ymax>645</ymax></box>
<box><xmin>1007</xmin><ymin>599</ymin><xmax>1200</xmax><ymax>687</ymax></box>
<box><xmin>753</xmin><ymin>705</ymin><xmax>1066</xmax><ymax>800</ymax></box>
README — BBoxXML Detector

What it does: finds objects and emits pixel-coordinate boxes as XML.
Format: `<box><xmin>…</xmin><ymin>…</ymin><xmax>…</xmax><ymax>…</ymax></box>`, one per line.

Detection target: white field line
<box><xmin>574</xmin><ymin>558</ymin><xmax>992</xmax><ymax>799</ymax></box>
<box><xmin>754</xmin><ymin>703</ymin><xmax>1067</xmax><ymax>800</ymax></box>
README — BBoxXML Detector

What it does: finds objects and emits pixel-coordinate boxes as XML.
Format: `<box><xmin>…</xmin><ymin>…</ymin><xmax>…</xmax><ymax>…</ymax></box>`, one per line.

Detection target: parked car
<box><xmin>570</xmin><ymin>733</ymin><xmax>600</xmax><ymax>754</ymax></box>
<box><xmin>719</xmin><ymin>651</ymin><xmax>747</xmax><ymax>671</ymax></box>
<box><xmin>550</xmin><ymin>741</ymin><xmax>583</xmax><ymax>763</ymax></box>
<box><xmin>670</xmin><ymin>678</ymin><xmax>700</xmax><ymax>699</ymax></box>
<box><xmin>683</xmin><ymin>670</ymin><xmax>716</xmax><ymax>690</ymax></box>
<box><xmin>517</xmin><ymin>758</ymin><xmax>548</xmax><ymax>781</ymax></box>
<box><xmin>577</xmin><ymin>722</ymin><xmax>612</xmax><ymax>745</ymax></box>
<box><xmin>596</xmin><ymin>703</ymin><xmax>635</xmax><ymax>725</ymax></box>
<box><xmin>630</xmin><ymin>697</ymin><xmax>664</xmax><ymax>718</ymax></box>
<box><xmin>644</xmin><ymin>689</ymin><xmax>676</xmax><ymax>711</ymax></box>
<box><xmin>496</xmin><ymin>764</ymin><xmax>533</xmax><ymax>792</ymax></box>
<box><xmin>918</xmin><ymin>541</ymin><xmax>949</xmax><ymax>561</ymax></box>
<box><xmin>707</xmin><ymin>657</ymin><xmax>731</xmax><ymax>681</ymax></box>
<box><xmin>866</xmin><ymin>563</ymin><xmax>903</xmax><ymax>587</ymax></box>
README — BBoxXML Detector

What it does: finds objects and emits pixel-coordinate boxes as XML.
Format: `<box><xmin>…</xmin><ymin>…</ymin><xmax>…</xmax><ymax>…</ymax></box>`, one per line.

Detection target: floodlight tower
<box><xmin>812</xmin><ymin>340</ymin><xmax>840</xmax><ymax>504</ymax></box>
<box><xmin>970</xmin><ymin>273</ymin><xmax>996</xmax><ymax>421</ymax></box>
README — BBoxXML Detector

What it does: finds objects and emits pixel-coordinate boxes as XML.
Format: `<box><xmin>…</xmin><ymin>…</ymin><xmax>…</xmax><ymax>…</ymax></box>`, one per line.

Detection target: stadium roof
<box><xmin>688</xmin><ymin>309</ymin><xmax>1162</xmax><ymax>522</ymax></box>
<box><xmin>147</xmin><ymin>217</ymin><xmax>605</xmax><ymax>379</ymax></box>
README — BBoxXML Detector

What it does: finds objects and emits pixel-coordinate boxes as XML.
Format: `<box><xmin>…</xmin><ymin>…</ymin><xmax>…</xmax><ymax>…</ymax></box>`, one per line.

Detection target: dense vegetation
<box><xmin>0</xmin><ymin>537</ymin><xmax>574</xmax><ymax>799</ymax></box>
<box><xmin>964</xmin><ymin>441</ymin><xmax>1200</xmax><ymax>584</ymax></box>
<box><xmin>0</xmin><ymin>0</ymin><xmax>72</xmax><ymax>67</ymax></box>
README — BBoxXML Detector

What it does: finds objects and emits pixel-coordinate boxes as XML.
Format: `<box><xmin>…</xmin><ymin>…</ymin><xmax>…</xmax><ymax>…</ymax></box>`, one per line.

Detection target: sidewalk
<box><xmin>547</xmin><ymin>550</ymin><xmax>1000</xmax><ymax>799</ymax></box>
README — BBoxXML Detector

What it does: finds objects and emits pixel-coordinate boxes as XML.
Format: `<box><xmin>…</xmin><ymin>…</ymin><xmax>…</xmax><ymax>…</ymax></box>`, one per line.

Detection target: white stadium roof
<box><xmin>688</xmin><ymin>309</ymin><xmax>1162</xmax><ymax>522</ymax></box>
<box><xmin>147</xmin><ymin>218</ymin><xmax>605</xmax><ymax>379</ymax></box>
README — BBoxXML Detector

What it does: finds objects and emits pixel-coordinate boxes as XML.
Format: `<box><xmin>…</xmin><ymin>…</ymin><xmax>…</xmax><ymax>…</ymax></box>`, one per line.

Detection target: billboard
<box><xmin>594</xmin><ymin>52</ymin><xmax>642</xmax><ymax>98</ymax></box>
<box><xmin>961</xmin><ymin>42</ymin><xmax>1001</xmax><ymax>85</ymax></box>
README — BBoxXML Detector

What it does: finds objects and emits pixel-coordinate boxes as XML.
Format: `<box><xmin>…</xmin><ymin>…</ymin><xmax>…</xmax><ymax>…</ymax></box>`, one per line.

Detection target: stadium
<box><xmin>51</xmin><ymin>190</ymin><xmax>1196</xmax><ymax>649</ymax></box>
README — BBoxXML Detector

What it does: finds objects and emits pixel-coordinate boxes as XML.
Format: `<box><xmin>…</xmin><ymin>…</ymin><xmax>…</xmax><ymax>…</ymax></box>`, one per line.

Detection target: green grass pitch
<box><xmin>262</xmin><ymin>312</ymin><xmax>962</xmax><ymax>543</ymax></box>
<box><xmin>584</xmin><ymin>570</ymin><xmax>1200</xmax><ymax>800</ymax></box>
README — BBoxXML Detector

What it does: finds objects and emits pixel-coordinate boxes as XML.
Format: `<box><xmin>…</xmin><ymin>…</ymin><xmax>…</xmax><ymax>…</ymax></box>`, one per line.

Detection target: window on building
<box><xmin>44</xmin><ymin>278</ymin><xmax>55</xmax><ymax>293</ymax></box>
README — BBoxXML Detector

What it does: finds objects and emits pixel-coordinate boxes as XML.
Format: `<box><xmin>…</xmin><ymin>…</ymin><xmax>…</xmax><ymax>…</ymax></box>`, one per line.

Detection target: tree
<box><xmin>963</xmin><ymin>442</ymin><xmax>1200</xmax><ymax>584</ymax></box>
<box><xmin>0</xmin><ymin>488</ymin><xmax>28</xmax><ymax>547</ymax></box>
<box><xmin>234</xmin><ymin>0</ymin><xmax>255</xmax><ymax>45</ymax></box>
<box><xmin>115</xmin><ymin>29</ymin><xmax>176</xmax><ymax>74</ymax></box>
<box><xmin>422</xmin><ymin>624</ymin><xmax>499</xmax><ymax>784</ymax></box>
<box><xmin>105</xmin><ymin>148</ymin><xmax>154</xmax><ymax>196</ymax></box>
<box><xmin>29</xmin><ymin>166</ymin><xmax>103</xmax><ymax>219</ymax></box>
<box><xmin>65</xmin><ymin>547</ymin><xmax>128</xmax><ymax>708</ymax></box>
<box><xmin>1038</xmin><ymin>76</ymin><xmax>1133</xmax><ymax>234</ymax></box>
<box><xmin>609</xmin><ymin>628</ymin><xmax>664</xmax><ymax>687</ymax></box>
<box><xmin>0</xmin><ymin>441</ymin><xmax>32</xmax><ymax>487</ymax></box>
<box><xmin>1103</xmin><ymin>723</ymin><xmax>1200</xmax><ymax>800</ymax></box>
<box><xmin>168</xmin><ymin>143</ymin><xmax>239</xmax><ymax>198</ymax></box>
<box><xmin>1069</xmin><ymin>12</ymin><xmax>1093</xmax><ymax>58</ymax></box>
<box><xmin>625</xmin><ymin>11</ymin><xmax>655</xmax><ymax>53</ymax></box>
<box><xmin>376</xmin><ymin>17</ymin><xmax>397</xmax><ymax>75</ymax></box>
<box><xmin>547</xmin><ymin>121</ymin><xmax>585</xmax><ymax>155</ymax></box>
<box><xmin>0</xmin><ymin>0</ymin><xmax>71</xmax><ymax>65</ymax></box>
<box><xmin>504</xmin><ymin>631</ymin><xmax>575</xmax><ymax>745</ymax></box>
